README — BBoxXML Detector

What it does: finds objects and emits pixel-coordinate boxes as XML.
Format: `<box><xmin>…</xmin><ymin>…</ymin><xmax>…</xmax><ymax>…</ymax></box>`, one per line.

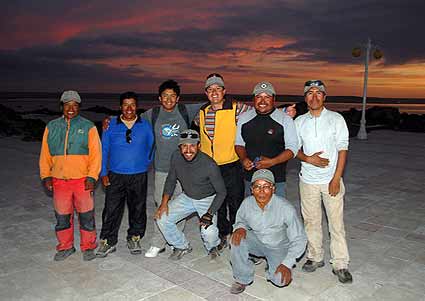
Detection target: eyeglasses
<box><xmin>304</xmin><ymin>80</ymin><xmax>325</xmax><ymax>88</ymax></box>
<box><xmin>180</xmin><ymin>132</ymin><xmax>199</xmax><ymax>139</ymax></box>
<box><xmin>126</xmin><ymin>129</ymin><xmax>132</xmax><ymax>144</ymax></box>
<box><xmin>251</xmin><ymin>184</ymin><xmax>274</xmax><ymax>191</ymax></box>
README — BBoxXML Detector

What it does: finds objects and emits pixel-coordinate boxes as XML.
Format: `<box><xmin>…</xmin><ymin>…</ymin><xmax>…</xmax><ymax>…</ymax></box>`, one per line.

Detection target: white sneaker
<box><xmin>144</xmin><ymin>246</ymin><xmax>165</xmax><ymax>258</ymax></box>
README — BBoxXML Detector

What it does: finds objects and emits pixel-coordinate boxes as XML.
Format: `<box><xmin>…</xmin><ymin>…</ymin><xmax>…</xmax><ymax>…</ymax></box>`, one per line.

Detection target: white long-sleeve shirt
<box><xmin>295</xmin><ymin>107</ymin><xmax>349</xmax><ymax>184</ymax></box>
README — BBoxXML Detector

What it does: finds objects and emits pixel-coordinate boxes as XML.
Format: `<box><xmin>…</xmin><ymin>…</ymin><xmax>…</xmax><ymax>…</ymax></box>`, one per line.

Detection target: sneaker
<box><xmin>302</xmin><ymin>260</ymin><xmax>325</xmax><ymax>272</ymax></box>
<box><xmin>169</xmin><ymin>246</ymin><xmax>192</xmax><ymax>261</ymax></box>
<box><xmin>230</xmin><ymin>282</ymin><xmax>247</xmax><ymax>294</ymax></box>
<box><xmin>209</xmin><ymin>247</ymin><xmax>220</xmax><ymax>260</ymax></box>
<box><xmin>82</xmin><ymin>249</ymin><xmax>96</xmax><ymax>261</ymax></box>
<box><xmin>145</xmin><ymin>246</ymin><xmax>166</xmax><ymax>258</ymax></box>
<box><xmin>96</xmin><ymin>239</ymin><xmax>116</xmax><ymax>258</ymax></box>
<box><xmin>217</xmin><ymin>235</ymin><xmax>228</xmax><ymax>252</ymax></box>
<box><xmin>53</xmin><ymin>247</ymin><xmax>76</xmax><ymax>261</ymax></box>
<box><xmin>127</xmin><ymin>235</ymin><xmax>142</xmax><ymax>255</ymax></box>
<box><xmin>333</xmin><ymin>269</ymin><xmax>353</xmax><ymax>284</ymax></box>
<box><xmin>249</xmin><ymin>256</ymin><xmax>265</xmax><ymax>265</ymax></box>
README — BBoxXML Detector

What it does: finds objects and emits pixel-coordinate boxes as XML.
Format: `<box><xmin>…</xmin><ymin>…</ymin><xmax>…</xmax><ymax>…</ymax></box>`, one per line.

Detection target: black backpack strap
<box><xmin>177</xmin><ymin>103</ymin><xmax>190</xmax><ymax>128</ymax></box>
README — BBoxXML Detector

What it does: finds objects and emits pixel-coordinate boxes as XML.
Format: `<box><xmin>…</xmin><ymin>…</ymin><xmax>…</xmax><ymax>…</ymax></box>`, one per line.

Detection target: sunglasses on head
<box><xmin>304</xmin><ymin>80</ymin><xmax>325</xmax><ymax>87</ymax></box>
<box><xmin>126</xmin><ymin>129</ymin><xmax>132</xmax><ymax>144</ymax></box>
<box><xmin>180</xmin><ymin>132</ymin><xmax>199</xmax><ymax>139</ymax></box>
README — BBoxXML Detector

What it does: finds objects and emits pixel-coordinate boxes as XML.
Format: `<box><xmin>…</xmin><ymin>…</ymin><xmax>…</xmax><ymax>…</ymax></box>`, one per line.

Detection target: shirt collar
<box><xmin>307</xmin><ymin>106</ymin><xmax>327</xmax><ymax>119</ymax></box>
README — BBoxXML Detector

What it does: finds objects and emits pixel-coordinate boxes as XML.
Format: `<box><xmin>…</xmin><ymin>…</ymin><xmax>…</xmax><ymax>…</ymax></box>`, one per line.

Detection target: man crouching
<box><xmin>230</xmin><ymin>169</ymin><xmax>307</xmax><ymax>294</ymax></box>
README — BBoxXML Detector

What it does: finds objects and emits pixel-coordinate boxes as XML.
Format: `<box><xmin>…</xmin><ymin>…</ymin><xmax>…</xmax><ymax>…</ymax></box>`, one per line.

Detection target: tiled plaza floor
<box><xmin>1</xmin><ymin>130</ymin><xmax>424</xmax><ymax>300</ymax></box>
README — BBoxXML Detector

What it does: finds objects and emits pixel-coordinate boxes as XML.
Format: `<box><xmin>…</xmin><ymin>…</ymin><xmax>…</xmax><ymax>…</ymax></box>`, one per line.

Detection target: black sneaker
<box><xmin>53</xmin><ymin>247</ymin><xmax>76</xmax><ymax>261</ymax></box>
<box><xmin>333</xmin><ymin>269</ymin><xmax>353</xmax><ymax>284</ymax></box>
<box><xmin>82</xmin><ymin>249</ymin><xmax>96</xmax><ymax>261</ymax></box>
<box><xmin>217</xmin><ymin>235</ymin><xmax>228</xmax><ymax>252</ymax></box>
<box><xmin>209</xmin><ymin>247</ymin><xmax>220</xmax><ymax>260</ymax></box>
<box><xmin>302</xmin><ymin>260</ymin><xmax>325</xmax><ymax>272</ymax></box>
<box><xmin>169</xmin><ymin>246</ymin><xmax>192</xmax><ymax>261</ymax></box>
<box><xmin>96</xmin><ymin>239</ymin><xmax>116</xmax><ymax>258</ymax></box>
<box><xmin>127</xmin><ymin>235</ymin><xmax>142</xmax><ymax>255</ymax></box>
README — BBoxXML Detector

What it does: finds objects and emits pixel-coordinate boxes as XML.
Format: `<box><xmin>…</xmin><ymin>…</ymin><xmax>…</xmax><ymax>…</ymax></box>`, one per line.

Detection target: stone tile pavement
<box><xmin>0</xmin><ymin>130</ymin><xmax>424</xmax><ymax>300</ymax></box>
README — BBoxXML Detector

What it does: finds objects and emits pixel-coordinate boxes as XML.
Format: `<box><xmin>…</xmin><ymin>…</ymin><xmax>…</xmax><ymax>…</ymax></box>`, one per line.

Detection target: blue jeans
<box><xmin>231</xmin><ymin>231</ymin><xmax>289</xmax><ymax>286</ymax></box>
<box><xmin>244</xmin><ymin>181</ymin><xmax>286</xmax><ymax>198</ymax></box>
<box><xmin>156</xmin><ymin>193</ymin><xmax>220</xmax><ymax>252</ymax></box>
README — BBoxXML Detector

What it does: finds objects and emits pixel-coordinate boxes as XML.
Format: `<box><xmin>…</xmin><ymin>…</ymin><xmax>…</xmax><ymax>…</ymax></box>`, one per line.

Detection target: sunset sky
<box><xmin>1</xmin><ymin>0</ymin><xmax>424</xmax><ymax>98</ymax></box>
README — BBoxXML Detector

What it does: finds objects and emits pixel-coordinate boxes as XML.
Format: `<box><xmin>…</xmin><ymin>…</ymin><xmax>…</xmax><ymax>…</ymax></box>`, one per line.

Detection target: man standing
<box><xmin>39</xmin><ymin>90</ymin><xmax>101</xmax><ymax>261</ymax></box>
<box><xmin>96</xmin><ymin>92</ymin><xmax>154</xmax><ymax>257</ymax></box>
<box><xmin>235</xmin><ymin>81</ymin><xmax>298</xmax><ymax>198</ymax></box>
<box><xmin>295</xmin><ymin>80</ymin><xmax>352</xmax><ymax>283</ymax></box>
<box><xmin>155</xmin><ymin>129</ymin><xmax>226</xmax><ymax>260</ymax></box>
<box><xmin>142</xmin><ymin>80</ymin><xmax>204</xmax><ymax>257</ymax></box>
<box><xmin>230</xmin><ymin>169</ymin><xmax>307</xmax><ymax>294</ymax></box>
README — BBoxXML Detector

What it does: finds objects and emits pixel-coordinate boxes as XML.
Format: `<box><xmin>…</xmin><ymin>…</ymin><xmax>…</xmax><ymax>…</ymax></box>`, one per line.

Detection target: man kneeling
<box><xmin>155</xmin><ymin>130</ymin><xmax>226</xmax><ymax>260</ymax></box>
<box><xmin>230</xmin><ymin>169</ymin><xmax>307</xmax><ymax>294</ymax></box>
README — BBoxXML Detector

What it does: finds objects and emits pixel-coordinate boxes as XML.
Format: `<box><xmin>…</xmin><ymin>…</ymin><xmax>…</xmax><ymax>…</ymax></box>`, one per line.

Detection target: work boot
<box><xmin>127</xmin><ymin>235</ymin><xmax>142</xmax><ymax>255</ymax></box>
<box><xmin>53</xmin><ymin>247</ymin><xmax>76</xmax><ymax>261</ymax></box>
<box><xmin>96</xmin><ymin>239</ymin><xmax>116</xmax><ymax>258</ymax></box>
<box><xmin>169</xmin><ymin>245</ymin><xmax>192</xmax><ymax>261</ymax></box>
<box><xmin>302</xmin><ymin>260</ymin><xmax>325</xmax><ymax>272</ymax></box>
<box><xmin>333</xmin><ymin>269</ymin><xmax>353</xmax><ymax>284</ymax></box>
<box><xmin>82</xmin><ymin>249</ymin><xmax>96</xmax><ymax>261</ymax></box>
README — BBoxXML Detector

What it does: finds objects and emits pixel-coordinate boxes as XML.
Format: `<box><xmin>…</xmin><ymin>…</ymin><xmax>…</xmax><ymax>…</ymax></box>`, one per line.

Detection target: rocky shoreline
<box><xmin>0</xmin><ymin>103</ymin><xmax>423</xmax><ymax>142</ymax></box>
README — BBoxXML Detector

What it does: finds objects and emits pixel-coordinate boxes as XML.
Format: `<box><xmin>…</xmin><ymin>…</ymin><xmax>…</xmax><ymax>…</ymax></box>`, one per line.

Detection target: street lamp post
<box><xmin>352</xmin><ymin>38</ymin><xmax>383</xmax><ymax>140</ymax></box>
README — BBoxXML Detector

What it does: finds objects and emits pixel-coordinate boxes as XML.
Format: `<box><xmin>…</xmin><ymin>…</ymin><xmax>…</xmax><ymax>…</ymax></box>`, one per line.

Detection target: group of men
<box><xmin>39</xmin><ymin>75</ymin><xmax>353</xmax><ymax>295</ymax></box>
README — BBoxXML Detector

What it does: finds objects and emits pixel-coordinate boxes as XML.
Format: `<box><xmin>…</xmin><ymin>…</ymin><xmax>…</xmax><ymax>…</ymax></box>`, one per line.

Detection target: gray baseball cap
<box><xmin>60</xmin><ymin>90</ymin><xmax>81</xmax><ymax>103</ymax></box>
<box><xmin>253</xmin><ymin>81</ymin><xmax>276</xmax><ymax>96</ymax></box>
<box><xmin>178</xmin><ymin>129</ymin><xmax>200</xmax><ymax>146</ymax></box>
<box><xmin>251</xmin><ymin>169</ymin><xmax>275</xmax><ymax>184</ymax></box>
<box><xmin>205</xmin><ymin>75</ymin><xmax>225</xmax><ymax>89</ymax></box>
<box><xmin>304</xmin><ymin>80</ymin><xmax>326</xmax><ymax>95</ymax></box>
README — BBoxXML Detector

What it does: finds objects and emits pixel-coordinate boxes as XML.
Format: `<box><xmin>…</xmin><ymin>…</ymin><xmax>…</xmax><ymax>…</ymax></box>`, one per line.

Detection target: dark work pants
<box><xmin>217</xmin><ymin>161</ymin><xmax>245</xmax><ymax>237</ymax></box>
<box><xmin>100</xmin><ymin>172</ymin><xmax>148</xmax><ymax>246</ymax></box>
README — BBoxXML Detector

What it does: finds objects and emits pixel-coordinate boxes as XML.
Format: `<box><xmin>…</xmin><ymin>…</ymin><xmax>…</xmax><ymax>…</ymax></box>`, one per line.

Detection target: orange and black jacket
<box><xmin>39</xmin><ymin>115</ymin><xmax>101</xmax><ymax>183</ymax></box>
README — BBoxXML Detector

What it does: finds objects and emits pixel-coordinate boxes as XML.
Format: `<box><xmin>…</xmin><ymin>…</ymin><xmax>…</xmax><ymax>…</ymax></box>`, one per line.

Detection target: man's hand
<box><xmin>254</xmin><ymin>156</ymin><xmax>275</xmax><ymax>169</ymax></box>
<box><xmin>102</xmin><ymin>116</ymin><xmax>111</xmax><ymax>131</ymax></box>
<box><xmin>44</xmin><ymin>178</ymin><xmax>53</xmax><ymax>192</ymax></box>
<box><xmin>200</xmin><ymin>212</ymin><xmax>213</xmax><ymax>229</ymax></box>
<box><xmin>241</xmin><ymin>158</ymin><xmax>255</xmax><ymax>171</ymax></box>
<box><xmin>328</xmin><ymin>177</ymin><xmax>340</xmax><ymax>196</ymax></box>
<box><xmin>306</xmin><ymin>151</ymin><xmax>329</xmax><ymax>168</ymax></box>
<box><xmin>154</xmin><ymin>204</ymin><xmax>168</xmax><ymax>220</ymax></box>
<box><xmin>101</xmin><ymin>175</ymin><xmax>111</xmax><ymax>187</ymax></box>
<box><xmin>231</xmin><ymin>228</ymin><xmax>247</xmax><ymax>246</ymax></box>
<box><xmin>275</xmin><ymin>264</ymin><xmax>292</xmax><ymax>286</ymax></box>
<box><xmin>286</xmin><ymin>104</ymin><xmax>297</xmax><ymax>118</ymax></box>
<box><xmin>84</xmin><ymin>178</ymin><xmax>95</xmax><ymax>191</ymax></box>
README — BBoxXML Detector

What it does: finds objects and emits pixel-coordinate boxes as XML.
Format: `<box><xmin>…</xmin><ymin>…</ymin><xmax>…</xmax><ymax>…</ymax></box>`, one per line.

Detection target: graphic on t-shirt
<box><xmin>161</xmin><ymin>123</ymin><xmax>180</xmax><ymax>139</ymax></box>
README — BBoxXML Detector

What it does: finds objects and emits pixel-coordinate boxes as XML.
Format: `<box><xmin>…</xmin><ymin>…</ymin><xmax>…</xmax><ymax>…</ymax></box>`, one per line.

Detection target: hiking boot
<box><xmin>96</xmin><ymin>239</ymin><xmax>116</xmax><ymax>258</ymax></box>
<box><xmin>145</xmin><ymin>246</ymin><xmax>166</xmax><ymax>258</ymax></box>
<box><xmin>230</xmin><ymin>282</ymin><xmax>247</xmax><ymax>294</ymax></box>
<box><xmin>209</xmin><ymin>247</ymin><xmax>220</xmax><ymax>260</ymax></box>
<box><xmin>53</xmin><ymin>247</ymin><xmax>76</xmax><ymax>261</ymax></box>
<box><xmin>333</xmin><ymin>268</ymin><xmax>353</xmax><ymax>284</ymax></box>
<box><xmin>127</xmin><ymin>235</ymin><xmax>142</xmax><ymax>255</ymax></box>
<box><xmin>302</xmin><ymin>260</ymin><xmax>325</xmax><ymax>272</ymax></box>
<box><xmin>82</xmin><ymin>249</ymin><xmax>96</xmax><ymax>261</ymax></box>
<box><xmin>169</xmin><ymin>246</ymin><xmax>192</xmax><ymax>261</ymax></box>
<box><xmin>217</xmin><ymin>235</ymin><xmax>228</xmax><ymax>252</ymax></box>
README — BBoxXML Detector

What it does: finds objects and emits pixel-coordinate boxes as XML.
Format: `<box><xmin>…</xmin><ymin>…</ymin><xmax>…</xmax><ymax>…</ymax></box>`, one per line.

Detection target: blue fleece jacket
<box><xmin>101</xmin><ymin>116</ymin><xmax>154</xmax><ymax>176</ymax></box>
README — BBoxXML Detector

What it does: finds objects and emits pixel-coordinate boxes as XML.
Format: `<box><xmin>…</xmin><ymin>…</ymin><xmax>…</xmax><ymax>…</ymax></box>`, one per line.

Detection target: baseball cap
<box><xmin>60</xmin><ymin>90</ymin><xmax>81</xmax><ymax>103</ymax></box>
<box><xmin>251</xmin><ymin>169</ymin><xmax>275</xmax><ymax>184</ymax></box>
<box><xmin>304</xmin><ymin>80</ymin><xmax>326</xmax><ymax>95</ymax></box>
<box><xmin>253</xmin><ymin>81</ymin><xmax>276</xmax><ymax>96</ymax></box>
<box><xmin>178</xmin><ymin>129</ymin><xmax>200</xmax><ymax>146</ymax></box>
<box><xmin>205</xmin><ymin>75</ymin><xmax>225</xmax><ymax>89</ymax></box>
